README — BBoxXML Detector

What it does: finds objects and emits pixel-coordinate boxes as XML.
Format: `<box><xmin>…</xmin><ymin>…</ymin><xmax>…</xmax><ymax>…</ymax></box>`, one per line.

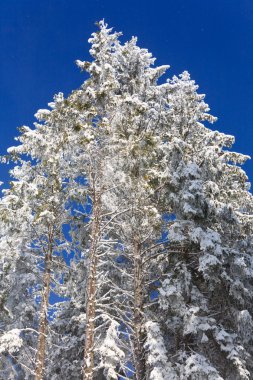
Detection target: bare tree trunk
<box><xmin>35</xmin><ymin>231</ymin><xmax>53</xmax><ymax>380</ymax></box>
<box><xmin>83</xmin><ymin>189</ymin><xmax>101</xmax><ymax>380</ymax></box>
<box><xmin>132</xmin><ymin>239</ymin><xmax>146</xmax><ymax>380</ymax></box>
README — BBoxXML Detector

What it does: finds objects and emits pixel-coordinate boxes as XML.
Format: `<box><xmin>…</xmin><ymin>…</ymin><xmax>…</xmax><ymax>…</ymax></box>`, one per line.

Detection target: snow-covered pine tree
<box><xmin>97</xmin><ymin>37</ymin><xmax>172</xmax><ymax>379</ymax></box>
<box><xmin>39</xmin><ymin>22</ymin><xmax>129</xmax><ymax>379</ymax></box>
<box><xmin>0</xmin><ymin>91</ymin><xmax>90</xmax><ymax>378</ymax></box>
<box><xmin>73</xmin><ymin>23</ymin><xmax>128</xmax><ymax>379</ymax></box>
<box><xmin>0</xmin><ymin>20</ymin><xmax>252</xmax><ymax>380</ymax></box>
<box><xmin>155</xmin><ymin>72</ymin><xmax>253</xmax><ymax>379</ymax></box>
<box><xmin>0</xmin><ymin>97</ymin><xmax>78</xmax><ymax>378</ymax></box>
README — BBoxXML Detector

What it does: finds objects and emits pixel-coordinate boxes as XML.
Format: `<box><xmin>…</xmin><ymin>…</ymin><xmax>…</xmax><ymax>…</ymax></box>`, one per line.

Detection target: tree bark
<box><xmin>132</xmin><ymin>239</ymin><xmax>146</xmax><ymax>380</ymax></box>
<box><xmin>35</xmin><ymin>231</ymin><xmax>53</xmax><ymax>380</ymax></box>
<box><xmin>83</xmin><ymin>190</ymin><xmax>101</xmax><ymax>380</ymax></box>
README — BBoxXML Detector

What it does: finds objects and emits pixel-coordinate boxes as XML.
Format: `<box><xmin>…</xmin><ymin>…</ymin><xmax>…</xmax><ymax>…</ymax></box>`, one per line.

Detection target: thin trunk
<box><xmin>83</xmin><ymin>190</ymin><xmax>101</xmax><ymax>380</ymax></box>
<box><xmin>35</xmin><ymin>232</ymin><xmax>53</xmax><ymax>380</ymax></box>
<box><xmin>132</xmin><ymin>239</ymin><xmax>146</xmax><ymax>380</ymax></box>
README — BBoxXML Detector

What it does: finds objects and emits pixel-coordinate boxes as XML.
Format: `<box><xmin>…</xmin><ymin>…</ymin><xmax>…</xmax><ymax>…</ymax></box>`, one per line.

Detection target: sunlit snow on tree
<box><xmin>0</xmin><ymin>20</ymin><xmax>252</xmax><ymax>380</ymax></box>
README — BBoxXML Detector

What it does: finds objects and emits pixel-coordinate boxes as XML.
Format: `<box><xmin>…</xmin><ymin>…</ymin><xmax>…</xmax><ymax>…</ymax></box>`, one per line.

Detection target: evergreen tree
<box><xmin>156</xmin><ymin>72</ymin><xmax>253</xmax><ymax>379</ymax></box>
<box><xmin>0</xmin><ymin>21</ymin><xmax>252</xmax><ymax>380</ymax></box>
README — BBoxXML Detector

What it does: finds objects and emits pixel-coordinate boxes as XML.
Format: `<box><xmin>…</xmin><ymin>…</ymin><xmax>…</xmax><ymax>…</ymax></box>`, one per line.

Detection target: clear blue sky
<box><xmin>0</xmin><ymin>0</ymin><xmax>252</xmax><ymax>187</ymax></box>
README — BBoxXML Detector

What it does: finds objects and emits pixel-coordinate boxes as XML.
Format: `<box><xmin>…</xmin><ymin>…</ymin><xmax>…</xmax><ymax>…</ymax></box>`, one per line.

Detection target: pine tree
<box><xmin>0</xmin><ymin>20</ymin><xmax>252</xmax><ymax>380</ymax></box>
<box><xmin>0</xmin><ymin>93</ymin><xmax>82</xmax><ymax>378</ymax></box>
<box><xmin>156</xmin><ymin>72</ymin><xmax>253</xmax><ymax>379</ymax></box>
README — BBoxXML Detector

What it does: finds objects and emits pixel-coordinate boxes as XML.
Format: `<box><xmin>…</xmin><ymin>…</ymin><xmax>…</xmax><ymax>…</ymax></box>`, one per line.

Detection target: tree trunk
<box><xmin>35</xmin><ymin>232</ymin><xmax>53</xmax><ymax>380</ymax></box>
<box><xmin>132</xmin><ymin>239</ymin><xmax>146</xmax><ymax>380</ymax></box>
<box><xmin>83</xmin><ymin>190</ymin><xmax>101</xmax><ymax>380</ymax></box>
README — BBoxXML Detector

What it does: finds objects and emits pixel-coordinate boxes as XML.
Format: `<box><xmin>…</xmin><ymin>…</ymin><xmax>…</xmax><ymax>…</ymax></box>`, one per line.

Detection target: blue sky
<box><xmin>0</xmin><ymin>0</ymin><xmax>252</xmax><ymax>187</ymax></box>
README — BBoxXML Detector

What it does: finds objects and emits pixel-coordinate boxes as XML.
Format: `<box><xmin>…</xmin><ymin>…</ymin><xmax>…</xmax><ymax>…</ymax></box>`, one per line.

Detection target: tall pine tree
<box><xmin>0</xmin><ymin>21</ymin><xmax>252</xmax><ymax>380</ymax></box>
